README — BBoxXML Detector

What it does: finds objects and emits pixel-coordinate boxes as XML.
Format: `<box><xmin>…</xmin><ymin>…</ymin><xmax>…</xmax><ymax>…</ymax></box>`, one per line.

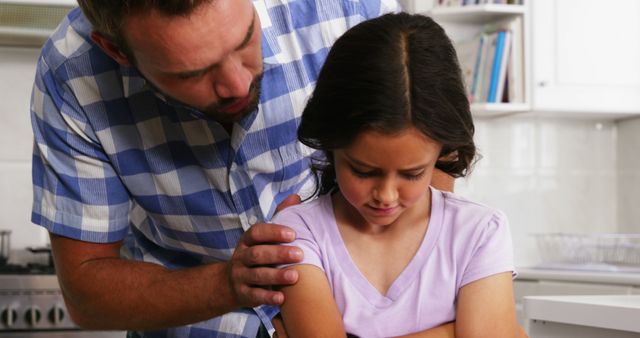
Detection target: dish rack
<box><xmin>533</xmin><ymin>233</ymin><xmax>640</xmax><ymax>272</ymax></box>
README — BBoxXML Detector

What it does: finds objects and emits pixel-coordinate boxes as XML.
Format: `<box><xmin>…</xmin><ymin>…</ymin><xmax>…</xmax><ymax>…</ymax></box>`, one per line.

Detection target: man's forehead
<box><xmin>124</xmin><ymin>0</ymin><xmax>257</xmax><ymax>72</ymax></box>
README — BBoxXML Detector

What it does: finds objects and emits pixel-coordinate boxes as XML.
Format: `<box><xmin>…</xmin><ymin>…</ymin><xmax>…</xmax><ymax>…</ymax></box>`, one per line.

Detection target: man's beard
<box><xmin>202</xmin><ymin>73</ymin><xmax>263</xmax><ymax>124</ymax></box>
<box><xmin>145</xmin><ymin>72</ymin><xmax>263</xmax><ymax>125</ymax></box>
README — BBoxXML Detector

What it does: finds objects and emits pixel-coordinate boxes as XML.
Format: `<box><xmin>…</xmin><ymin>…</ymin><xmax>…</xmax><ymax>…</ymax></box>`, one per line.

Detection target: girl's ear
<box><xmin>90</xmin><ymin>31</ymin><xmax>131</xmax><ymax>66</ymax></box>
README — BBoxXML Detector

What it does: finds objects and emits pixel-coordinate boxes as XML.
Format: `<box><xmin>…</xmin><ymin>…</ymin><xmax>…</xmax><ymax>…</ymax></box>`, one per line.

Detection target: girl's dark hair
<box><xmin>298</xmin><ymin>12</ymin><xmax>477</xmax><ymax>195</ymax></box>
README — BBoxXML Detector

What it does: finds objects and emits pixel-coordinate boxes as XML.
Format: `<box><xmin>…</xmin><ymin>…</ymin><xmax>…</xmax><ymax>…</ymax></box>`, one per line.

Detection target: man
<box><xmin>30</xmin><ymin>0</ymin><xmax>420</xmax><ymax>337</ymax></box>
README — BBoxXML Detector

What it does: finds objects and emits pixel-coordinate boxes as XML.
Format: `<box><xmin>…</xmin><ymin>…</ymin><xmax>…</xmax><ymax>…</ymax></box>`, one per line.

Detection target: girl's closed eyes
<box><xmin>349</xmin><ymin>165</ymin><xmax>426</xmax><ymax>181</ymax></box>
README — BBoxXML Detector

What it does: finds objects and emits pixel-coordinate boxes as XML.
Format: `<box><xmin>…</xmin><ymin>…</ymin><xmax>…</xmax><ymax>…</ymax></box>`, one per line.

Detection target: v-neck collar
<box><xmin>321</xmin><ymin>187</ymin><xmax>444</xmax><ymax>307</ymax></box>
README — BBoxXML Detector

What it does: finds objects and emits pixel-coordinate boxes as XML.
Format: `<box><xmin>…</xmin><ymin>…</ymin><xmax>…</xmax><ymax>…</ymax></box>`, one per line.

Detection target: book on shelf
<box><xmin>488</xmin><ymin>16</ymin><xmax>524</xmax><ymax>103</ymax></box>
<box><xmin>469</xmin><ymin>35</ymin><xmax>487</xmax><ymax>102</ymax></box>
<box><xmin>456</xmin><ymin>35</ymin><xmax>483</xmax><ymax>102</ymax></box>
<box><xmin>487</xmin><ymin>31</ymin><xmax>505</xmax><ymax>102</ymax></box>
<box><xmin>455</xmin><ymin>15</ymin><xmax>524</xmax><ymax>104</ymax></box>
<box><xmin>478</xmin><ymin>32</ymin><xmax>498</xmax><ymax>102</ymax></box>
<box><xmin>492</xmin><ymin>30</ymin><xmax>512</xmax><ymax>103</ymax></box>
<box><xmin>506</xmin><ymin>16</ymin><xmax>524</xmax><ymax>103</ymax></box>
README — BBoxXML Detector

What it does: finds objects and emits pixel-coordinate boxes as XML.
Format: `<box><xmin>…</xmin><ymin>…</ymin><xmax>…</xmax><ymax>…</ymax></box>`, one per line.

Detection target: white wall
<box><xmin>0</xmin><ymin>46</ymin><xmax>49</xmax><ymax>251</ymax></box>
<box><xmin>617</xmin><ymin>117</ymin><xmax>640</xmax><ymax>233</ymax></box>
<box><xmin>456</xmin><ymin>115</ymin><xmax>619</xmax><ymax>266</ymax></box>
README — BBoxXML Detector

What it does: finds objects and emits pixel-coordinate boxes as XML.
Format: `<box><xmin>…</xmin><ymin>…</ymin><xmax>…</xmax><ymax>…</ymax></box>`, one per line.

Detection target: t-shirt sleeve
<box><xmin>271</xmin><ymin>207</ymin><xmax>324</xmax><ymax>271</ymax></box>
<box><xmin>30</xmin><ymin>55</ymin><xmax>131</xmax><ymax>243</ymax></box>
<box><xmin>459</xmin><ymin>210</ymin><xmax>516</xmax><ymax>287</ymax></box>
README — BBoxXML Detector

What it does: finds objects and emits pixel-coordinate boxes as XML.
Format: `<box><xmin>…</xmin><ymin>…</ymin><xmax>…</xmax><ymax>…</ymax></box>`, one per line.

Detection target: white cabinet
<box><xmin>400</xmin><ymin>1</ymin><xmax>531</xmax><ymax>117</ymax></box>
<box><xmin>514</xmin><ymin>279</ymin><xmax>635</xmax><ymax>327</ymax></box>
<box><xmin>524</xmin><ymin>295</ymin><xmax>640</xmax><ymax>338</ymax></box>
<box><xmin>531</xmin><ymin>0</ymin><xmax>640</xmax><ymax>116</ymax></box>
<box><xmin>513</xmin><ymin>268</ymin><xmax>640</xmax><ymax>327</ymax></box>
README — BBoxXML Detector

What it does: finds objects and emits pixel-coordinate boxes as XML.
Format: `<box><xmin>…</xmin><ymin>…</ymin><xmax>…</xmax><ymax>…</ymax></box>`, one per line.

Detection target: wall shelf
<box><xmin>428</xmin><ymin>5</ymin><xmax>526</xmax><ymax>24</ymax></box>
<box><xmin>471</xmin><ymin>102</ymin><xmax>530</xmax><ymax>117</ymax></box>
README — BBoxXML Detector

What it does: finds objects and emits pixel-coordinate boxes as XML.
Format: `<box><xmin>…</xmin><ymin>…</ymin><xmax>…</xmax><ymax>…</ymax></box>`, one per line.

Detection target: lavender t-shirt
<box><xmin>273</xmin><ymin>187</ymin><xmax>515</xmax><ymax>337</ymax></box>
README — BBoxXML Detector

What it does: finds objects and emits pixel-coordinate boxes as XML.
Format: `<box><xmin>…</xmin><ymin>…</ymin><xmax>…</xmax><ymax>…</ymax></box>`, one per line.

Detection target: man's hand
<box><xmin>226</xmin><ymin>194</ymin><xmax>303</xmax><ymax>307</ymax></box>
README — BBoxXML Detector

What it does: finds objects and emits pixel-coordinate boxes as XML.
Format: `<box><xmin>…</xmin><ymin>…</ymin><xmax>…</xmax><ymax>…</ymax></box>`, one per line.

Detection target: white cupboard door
<box><xmin>532</xmin><ymin>0</ymin><xmax>640</xmax><ymax>114</ymax></box>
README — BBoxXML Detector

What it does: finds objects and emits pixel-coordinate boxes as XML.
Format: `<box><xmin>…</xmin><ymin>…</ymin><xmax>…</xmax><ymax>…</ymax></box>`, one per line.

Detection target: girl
<box><xmin>272</xmin><ymin>12</ymin><xmax>520</xmax><ymax>338</ymax></box>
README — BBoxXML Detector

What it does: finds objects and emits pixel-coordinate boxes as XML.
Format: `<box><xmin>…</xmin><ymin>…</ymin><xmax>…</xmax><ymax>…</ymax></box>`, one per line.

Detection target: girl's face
<box><xmin>333</xmin><ymin>127</ymin><xmax>443</xmax><ymax>230</ymax></box>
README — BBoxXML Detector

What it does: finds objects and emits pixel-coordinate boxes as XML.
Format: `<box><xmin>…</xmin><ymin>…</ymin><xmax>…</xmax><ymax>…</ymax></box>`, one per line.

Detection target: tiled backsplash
<box><xmin>456</xmin><ymin>115</ymin><xmax>622</xmax><ymax>266</ymax></box>
<box><xmin>0</xmin><ymin>47</ymin><xmax>638</xmax><ymax>266</ymax></box>
<box><xmin>617</xmin><ymin>117</ymin><xmax>640</xmax><ymax>233</ymax></box>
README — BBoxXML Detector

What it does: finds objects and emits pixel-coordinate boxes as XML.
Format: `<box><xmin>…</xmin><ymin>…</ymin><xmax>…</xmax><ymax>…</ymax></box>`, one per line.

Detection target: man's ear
<box><xmin>438</xmin><ymin>150</ymin><xmax>459</xmax><ymax>162</ymax></box>
<box><xmin>90</xmin><ymin>31</ymin><xmax>131</xmax><ymax>66</ymax></box>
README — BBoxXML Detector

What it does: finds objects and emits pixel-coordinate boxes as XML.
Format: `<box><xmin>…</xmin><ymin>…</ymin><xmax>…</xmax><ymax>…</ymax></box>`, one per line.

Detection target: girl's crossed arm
<box><xmin>395</xmin><ymin>272</ymin><xmax>523</xmax><ymax>338</ymax></box>
<box><xmin>276</xmin><ymin>270</ymin><xmax>523</xmax><ymax>338</ymax></box>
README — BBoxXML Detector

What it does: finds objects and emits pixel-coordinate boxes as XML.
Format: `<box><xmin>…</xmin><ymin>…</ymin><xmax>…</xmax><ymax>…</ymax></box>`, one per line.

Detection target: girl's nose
<box><xmin>373</xmin><ymin>179</ymin><xmax>398</xmax><ymax>205</ymax></box>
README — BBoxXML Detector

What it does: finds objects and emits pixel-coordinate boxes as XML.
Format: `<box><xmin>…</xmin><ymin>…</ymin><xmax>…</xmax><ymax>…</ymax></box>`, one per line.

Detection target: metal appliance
<box><xmin>0</xmin><ymin>247</ymin><xmax>124</xmax><ymax>337</ymax></box>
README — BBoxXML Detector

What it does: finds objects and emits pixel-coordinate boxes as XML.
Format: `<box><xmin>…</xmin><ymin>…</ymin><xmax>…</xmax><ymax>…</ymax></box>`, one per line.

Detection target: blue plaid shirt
<box><xmin>31</xmin><ymin>0</ymin><xmax>399</xmax><ymax>337</ymax></box>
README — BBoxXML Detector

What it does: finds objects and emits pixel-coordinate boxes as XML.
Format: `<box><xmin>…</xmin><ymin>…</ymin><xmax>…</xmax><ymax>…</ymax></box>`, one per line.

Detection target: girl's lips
<box><xmin>366</xmin><ymin>205</ymin><xmax>399</xmax><ymax>216</ymax></box>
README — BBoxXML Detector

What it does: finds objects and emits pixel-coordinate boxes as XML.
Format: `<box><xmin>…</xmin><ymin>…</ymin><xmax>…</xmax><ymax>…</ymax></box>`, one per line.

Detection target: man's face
<box><xmin>122</xmin><ymin>0</ymin><xmax>263</xmax><ymax>125</ymax></box>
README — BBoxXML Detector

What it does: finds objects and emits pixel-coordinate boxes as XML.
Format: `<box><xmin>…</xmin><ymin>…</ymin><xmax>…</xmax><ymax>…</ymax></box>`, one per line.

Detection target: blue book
<box><xmin>470</xmin><ymin>35</ymin><xmax>486</xmax><ymax>101</ymax></box>
<box><xmin>487</xmin><ymin>31</ymin><xmax>506</xmax><ymax>103</ymax></box>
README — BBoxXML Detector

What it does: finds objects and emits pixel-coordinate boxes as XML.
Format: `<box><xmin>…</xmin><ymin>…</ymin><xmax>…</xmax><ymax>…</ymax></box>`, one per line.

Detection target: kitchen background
<box><xmin>0</xmin><ymin>0</ymin><xmax>639</xmax><ymax>336</ymax></box>
<box><xmin>2</xmin><ymin>0</ymin><xmax>638</xmax><ymax>267</ymax></box>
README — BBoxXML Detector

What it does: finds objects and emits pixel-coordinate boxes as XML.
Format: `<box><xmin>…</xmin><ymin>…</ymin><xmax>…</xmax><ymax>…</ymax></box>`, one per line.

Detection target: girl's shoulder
<box><xmin>273</xmin><ymin>194</ymin><xmax>331</xmax><ymax>217</ymax></box>
<box><xmin>432</xmin><ymin>188</ymin><xmax>508</xmax><ymax>228</ymax></box>
<box><xmin>271</xmin><ymin>194</ymin><xmax>334</xmax><ymax>229</ymax></box>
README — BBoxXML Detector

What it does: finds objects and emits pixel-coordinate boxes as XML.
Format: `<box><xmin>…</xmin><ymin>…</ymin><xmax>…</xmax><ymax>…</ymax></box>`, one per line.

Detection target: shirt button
<box><xmin>248</xmin><ymin>215</ymin><xmax>258</xmax><ymax>225</ymax></box>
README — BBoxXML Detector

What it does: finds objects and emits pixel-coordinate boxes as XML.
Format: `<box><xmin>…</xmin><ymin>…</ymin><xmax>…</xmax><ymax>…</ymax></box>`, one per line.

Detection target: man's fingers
<box><xmin>235</xmin><ymin>282</ymin><xmax>286</xmax><ymax>305</ymax></box>
<box><xmin>240</xmin><ymin>266</ymin><xmax>299</xmax><ymax>286</ymax></box>
<box><xmin>230</xmin><ymin>267</ymin><xmax>299</xmax><ymax>306</ymax></box>
<box><xmin>240</xmin><ymin>244</ymin><xmax>303</xmax><ymax>266</ymax></box>
<box><xmin>242</xmin><ymin>222</ymin><xmax>296</xmax><ymax>246</ymax></box>
<box><xmin>275</xmin><ymin>194</ymin><xmax>301</xmax><ymax>214</ymax></box>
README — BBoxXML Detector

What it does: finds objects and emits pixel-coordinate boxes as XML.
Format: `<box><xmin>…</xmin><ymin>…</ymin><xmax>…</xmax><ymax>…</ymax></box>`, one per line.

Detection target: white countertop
<box><xmin>524</xmin><ymin>295</ymin><xmax>640</xmax><ymax>333</ymax></box>
<box><xmin>517</xmin><ymin>267</ymin><xmax>640</xmax><ymax>286</ymax></box>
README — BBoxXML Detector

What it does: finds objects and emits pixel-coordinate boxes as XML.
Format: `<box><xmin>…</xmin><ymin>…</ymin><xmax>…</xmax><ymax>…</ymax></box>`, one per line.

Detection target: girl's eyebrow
<box><xmin>344</xmin><ymin>155</ymin><xmax>376</xmax><ymax>169</ymax></box>
<box><xmin>345</xmin><ymin>154</ymin><xmax>429</xmax><ymax>171</ymax></box>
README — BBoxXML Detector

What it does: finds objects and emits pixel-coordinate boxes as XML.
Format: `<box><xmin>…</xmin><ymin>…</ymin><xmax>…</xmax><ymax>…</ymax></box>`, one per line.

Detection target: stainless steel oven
<box><xmin>0</xmin><ymin>249</ymin><xmax>125</xmax><ymax>337</ymax></box>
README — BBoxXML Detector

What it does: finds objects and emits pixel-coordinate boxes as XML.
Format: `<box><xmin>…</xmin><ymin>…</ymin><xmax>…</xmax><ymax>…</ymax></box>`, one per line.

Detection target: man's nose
<box><xmin>214</xmin><ymin>56</ymin><xmax>252</xmax><ymax>99</ymax></box>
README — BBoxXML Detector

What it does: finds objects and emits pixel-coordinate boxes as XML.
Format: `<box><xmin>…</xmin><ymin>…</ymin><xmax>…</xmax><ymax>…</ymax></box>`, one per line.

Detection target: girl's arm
<box><xmin>393</xmin><ymin>322</ymin><xmax>455</xmax><ymax>338</ymax></box>
<box><xmin>278</xmin><ymin>264</ymin><xmax>346</xmax><ymax>338</ymax></box>
<box><xmin>394</xmin><ymin>272</ymin><xmax>523</xmax><ymax>338</ymax></box>
<box><xmin>276</xmin><ymin>267</ymin><xmax>522</xmax><ymax>338</ymax></box>
<box><xmin>455</xmin><ymin>271</ymin><xmax>520</xmax><ymax>338</ymax></box>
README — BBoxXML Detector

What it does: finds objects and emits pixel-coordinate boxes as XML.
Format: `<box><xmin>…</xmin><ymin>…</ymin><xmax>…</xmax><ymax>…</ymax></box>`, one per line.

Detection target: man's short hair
<box><xmin>77</xmin><ymin>0</ymin><xmax>213</xmax><ymax>59</ymax></box>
